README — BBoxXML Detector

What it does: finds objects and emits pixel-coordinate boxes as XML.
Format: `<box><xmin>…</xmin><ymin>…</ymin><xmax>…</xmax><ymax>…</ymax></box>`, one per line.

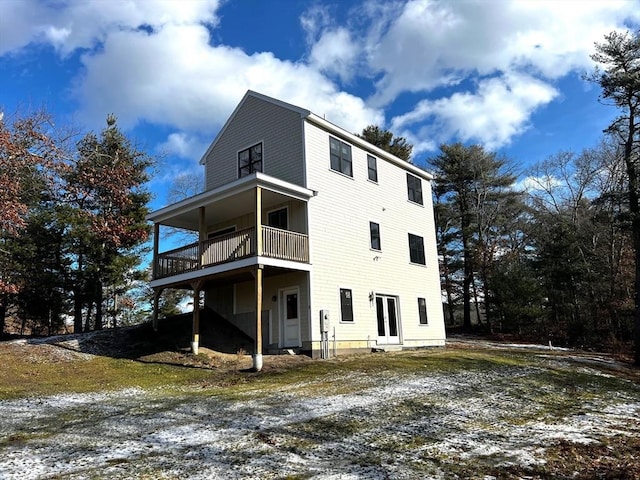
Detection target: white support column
<box><xmin>152</xmin><ymin>223</ymin><xmax>160</xmax><ymax>279</ymax></box>
<box><xmin>198</xmin><ymin>206</ymin><xmax>206</xmax><ymax>268</ymax></box>
<box><xmin>253</xmin><ymin>265</ymin><xmax>264</xmax><ymax>371</ymax></box>
<box><xmin>191</xmin><ymin>281</ymin><xmax>202</xmax><ymax>355</ymax></box>
<box><xmin>253</xmin><ymin>186</ymin><xmax>264</xmax><ymax>371</ymax></box>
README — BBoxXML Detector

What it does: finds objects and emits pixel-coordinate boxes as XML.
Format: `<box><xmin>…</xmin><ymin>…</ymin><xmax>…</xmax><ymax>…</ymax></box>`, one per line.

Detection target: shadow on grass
<box><xmin>24</xmin><ymin>310</ymin><xmax>256</xmax><ymax>368</ymax></box>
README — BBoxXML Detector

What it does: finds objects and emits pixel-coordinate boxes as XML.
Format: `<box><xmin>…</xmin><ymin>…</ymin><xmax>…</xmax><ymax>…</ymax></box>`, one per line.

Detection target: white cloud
<box><xmin>309</xmin><ymin>28</ymin><xmax>359</xmax><ymax>82</ymax></box>
<box><xmin>74</xmin><ymin>21</ymin><xmax>382</xmax><ymax>134</ymax></box>
<box><xmin>157</xmin><ymin>132</ymin><xmax>208</xmax><ymax>161</ymax></box>
<box><xmin>2</xmin><ymin>0</ymin><xmax>639</xmax><ymax>157</ymax></box>
<box><xmin>392</xmin><ymin>73</ymin><xmax>557</xmax><ymax>151</ymax></box>
<box><xmin>365</xmin><ymin>0</ymin><xmax>640</xmax><ymax>106</ymax></box>
<box><xmin>0</xmin><ymin>0</ymin><xmax>221</xmax><ymax>55</ymax></box>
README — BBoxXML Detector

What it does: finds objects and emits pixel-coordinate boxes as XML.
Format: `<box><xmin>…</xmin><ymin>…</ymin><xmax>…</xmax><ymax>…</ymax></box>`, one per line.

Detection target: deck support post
<box><xmin>253</xmin><ymin>265</ymin><xmax>264</xmax><ymax>371</ymax></box>
<box><xmin>198</xmin><ymin>206</ymin><xmax>206</xmax><ymax>267</ymax></box>
<box><xmin>152</xmin><ymin>288</ymin><xmax>161</xmax><ymax>331</ymax></box>
<box><xmin>253</xmin><ymin>186</ymin><xmax>264</xmax><ymax>371</ymax></box>
<box><xmin>152</xmin><ymin>223</ymin><xmax>160</xmax><ymax>279</ymax></box>
<box><xmin>191</xmin><ymin>280</ymin><xmax>203</xmax><ymax>355</ymax></box>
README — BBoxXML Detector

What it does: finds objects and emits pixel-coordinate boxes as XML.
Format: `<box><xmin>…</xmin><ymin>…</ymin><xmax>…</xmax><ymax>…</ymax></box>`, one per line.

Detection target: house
<box><xmin>146</xmin><ymin>91</ymin><xmax>445</xmax><ymax>370</ymax></box>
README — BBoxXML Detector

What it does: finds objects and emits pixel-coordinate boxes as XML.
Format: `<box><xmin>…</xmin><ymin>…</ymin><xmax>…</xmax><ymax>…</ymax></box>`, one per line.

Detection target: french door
<box><xmin>376</xmin><ymin>295</ymin><xmax>400</xmax><ymax>344</ymax></box>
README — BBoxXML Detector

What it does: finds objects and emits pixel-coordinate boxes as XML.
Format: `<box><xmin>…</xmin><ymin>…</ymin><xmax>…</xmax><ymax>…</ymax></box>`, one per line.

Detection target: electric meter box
<box><xmin>320</xmin><ymin>310</ymin><xmax>330</xmax><ymax>332</ymax></box>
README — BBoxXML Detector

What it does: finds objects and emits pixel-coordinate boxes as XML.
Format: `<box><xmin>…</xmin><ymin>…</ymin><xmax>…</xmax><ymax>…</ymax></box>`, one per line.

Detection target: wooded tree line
<box><xmin>365</xmin><ymin>30</ymin><xmax>640</xmax><ymax>363</ymax></box>
<box><xmin>0</xmin><ymin>113</ymin><xmax>152</xmax><ymax>336</ymax></box>
<box><xmin>430</xmin><ymin>140</ymin><xmax>634</xmax><ymax>353</ymax></box>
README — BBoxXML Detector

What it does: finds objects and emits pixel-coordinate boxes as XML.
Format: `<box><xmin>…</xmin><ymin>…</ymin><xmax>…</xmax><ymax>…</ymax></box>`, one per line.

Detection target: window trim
<box><xmin>339</xmin><ymin>287</ymin><xmax>354</xmax><ymax>323</ymax></box>
<box><xmin>329</xmin><ymin>136</ymin><xmax>353</xmax><ymax>178</ymax></box>
<box><xmin>367</xmin><ymin>155</ymin><xmax>378</xmax><ymax>183</ymax></box>
<box><xmin>267</xmin><ymin>206</ymin><xmax>288</xmax><ymax>230</ymax></box>
<box><xmin>369</xmin><ymin>221</ymin><xmax>381</xmax><ymax>251</ymax></box>
<box><xmin>407</xmin><ymin>173</ymin><xmax>423</xmax><ymax>205</ymax></box>
<box><xmin>408</xmin><ymin>233</ymin><xmax>426</xmax><ymax>265</ymax></box>
<box><xmin>238</xmin><ymin>141</ymin><xmax>263</xmax><ymax>178</ymax></box>
<box><xmin>418</xmin><ymin>297</ymin><xmax>428</xmax><ymax>325</ymax></box>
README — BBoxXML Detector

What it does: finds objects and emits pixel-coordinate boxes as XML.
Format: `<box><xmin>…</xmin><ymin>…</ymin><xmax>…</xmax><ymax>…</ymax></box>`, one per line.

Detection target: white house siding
<box><xmin>231</xmin><ymin>271</ymin><xmax>310</xmax><ymax>352</ymax></box>
<box><xmin>204</xmin><ymin>95</ymin><xmax>306</xmax><ymax>190</ymax></box>
<box><xmin>304</xmin><ymin>121</ymin><xmax>445</xmax><ymax>354</ymax></box>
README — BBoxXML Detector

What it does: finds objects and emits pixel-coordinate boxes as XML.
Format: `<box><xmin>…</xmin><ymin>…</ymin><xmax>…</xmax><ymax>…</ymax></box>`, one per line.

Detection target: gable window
<box><xmin>418</xmin><ymin>297</ymin><xmax>428</xmax><ymax>325</ymax></box>
<box><xmin>408</xmin><ymin>233</ymin><xmax>426</xmax><ymax>265</ymax></box>
<box><xmin>330</xmin><ymin>137</ymin><xmax>352</xmax><ymax>177</ymax></box>
<box><xmin>367</xmin><ymin>155</ymin><xmax>378</xmax><ymax>182</ymax></box>
<box><xmin>407</xmin><ymin>173</ymin><xmax>423</xmax><ymax>205</ymax></box>
<box><xmin>238</xmin><ymin>143</ymin><xmax>262</xmax><ymax>178</ymax></box>
<box><xmin>340</xmin><ymin>288</ymin><xmax>354</xmax><ymax>322</ymax></box>
<box><xmin>370</xmin><ymin>222</ymin><xmax>381</xmax><ymax>251</ymax></box>
<box><xmin>268</xmin><ymin>207</ymin><xmax>288</xmax><ymax>230</ymax></box>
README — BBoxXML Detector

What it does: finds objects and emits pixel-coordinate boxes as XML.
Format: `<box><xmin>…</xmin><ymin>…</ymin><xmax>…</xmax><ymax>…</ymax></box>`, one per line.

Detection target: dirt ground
<box><xmin>1</xmin><ymin>328</ymin><xmax>639</xmax><ymax>479</ymax></box>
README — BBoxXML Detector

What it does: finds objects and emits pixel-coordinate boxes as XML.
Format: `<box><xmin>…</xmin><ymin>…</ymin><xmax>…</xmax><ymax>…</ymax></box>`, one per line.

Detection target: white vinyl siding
<box><xmin>304</xmin><ymin>120</ymin><xmax>444</xmax><ymax>346</ymax></box>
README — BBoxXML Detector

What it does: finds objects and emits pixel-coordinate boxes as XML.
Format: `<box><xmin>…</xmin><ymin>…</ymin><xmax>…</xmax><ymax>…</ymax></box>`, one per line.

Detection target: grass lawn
<box><xmin>0</xmin><ymin>333</ymin><xmax>639</xmax><ymax>479</ymax></box>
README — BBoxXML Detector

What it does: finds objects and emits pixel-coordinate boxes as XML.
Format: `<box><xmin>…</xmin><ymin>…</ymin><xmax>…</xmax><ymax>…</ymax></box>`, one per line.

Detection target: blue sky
<box><xmin>1</xmin><ymin>0</ymin><xmax>639</xmax><ymax>212</ymax></box>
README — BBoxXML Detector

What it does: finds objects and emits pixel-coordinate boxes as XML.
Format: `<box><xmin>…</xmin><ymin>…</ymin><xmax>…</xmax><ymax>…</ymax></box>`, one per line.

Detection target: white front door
<box><xmin>376</xmin><ymin>295</ymin><xmax>400</xmax><ymax>345</ymax></box>
<box><xmin>281</xmin><ymin>287</ymin><xmax>301</xmax><ymax>348</ymax></box>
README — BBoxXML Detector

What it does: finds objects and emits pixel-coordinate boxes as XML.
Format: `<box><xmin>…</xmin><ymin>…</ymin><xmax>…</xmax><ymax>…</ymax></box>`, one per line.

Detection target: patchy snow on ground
<box><xmin>0</xmin><ymin>352</ymin><xmax>639</xmax><ymax>479</ymax></box>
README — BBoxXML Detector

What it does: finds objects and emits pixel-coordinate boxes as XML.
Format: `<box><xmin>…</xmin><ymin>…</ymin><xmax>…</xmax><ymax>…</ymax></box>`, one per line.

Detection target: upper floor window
<box><xmin>407</xmin><ymin>173</ymin><xmax>423</xmax><ymax>205</ymax></box>
<box><xmin>238</xmin><ymin>143</ymin><xmax>262</xmax><ymax>178</ymax></box>
<box><xmin>330</xmin><ymin>137</ymin><xmax>352</xmax><ymax>177</ymax></box>
<box><xmin>340</xmin><ymin>288</ymin><xmax>354</xmax><ymax>322</ymax></box>
<box><xmin>418</xmin><ymin>297</ymin><xmax>428</xmax><ymax>325</ymax></box>
<box><xmin>370</xmin><ymin>221</ymin><xmax>381</xmax><ymax>251</ymax></box>
<box><xmin>268</xmin><ymin>207</ymin><xmax>288</xmax><ymax>230</ymax></box>
<box><xmin>367</xmin><ymin>155</ymin><xmax>378</xmax><ymax>182</ymax></box>
<box><xmin>408</xmin><ymin>233</ymin><xmax>426</xmax><ymax>265</ymax></box>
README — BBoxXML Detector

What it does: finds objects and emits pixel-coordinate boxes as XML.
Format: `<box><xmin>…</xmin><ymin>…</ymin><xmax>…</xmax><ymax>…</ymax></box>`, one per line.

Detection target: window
<box><xmin>407</xmin><ymin>173</ymin><xmax>423</xmax><ymax>205</ymax></box>
<box><xmin>370</xmin><ymin>221</ymin><xmax>381</xmax><ymax>251</ymax></box>
<box><xmin>408</xmin><ymin>233</ymin><xmax>426</xmax><ymax>265</ymax></box>
<box><xmin>367</xmin><ymin>155</ymin><xmax>378</xmax><ymax>182</ymax></box>
<box><xmin>330</xmin><ymin>137</ymin><xmax>352</xmax><ymax>177</ymax></box>
<box><xmin>268</xmin><ymin>207</ymin><xmax>288</xmax><ymax>230</ymax></box>
<box><xmin>238</xmin><ymin>142</ymin><xmax>262</xmax><ymax>178</ymax></box>
<box><xmin>418</xmin><ymin>297</ymin><xmax>428</xmax><ymax>325</ymax></box>
<box><xmin>340</xmin><ymin>288</ymin><xmax>354</xmax><ymax>322</ymax></box>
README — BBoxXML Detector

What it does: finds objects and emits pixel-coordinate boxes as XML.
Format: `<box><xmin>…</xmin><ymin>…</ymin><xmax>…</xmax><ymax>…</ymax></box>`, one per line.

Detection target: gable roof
<box><xmin>199</xmin><ymin>90</ymin><xmax>310</xmax><ymax>165</ymax></box>
<box><xmin>199</xmin><ymin>90</ymin><xmax>433</xmax><ymax>180</ymax></box>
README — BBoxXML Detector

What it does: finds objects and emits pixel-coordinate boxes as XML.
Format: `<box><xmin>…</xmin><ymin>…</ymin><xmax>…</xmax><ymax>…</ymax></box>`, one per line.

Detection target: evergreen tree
<box><xmin>63</xmin><ymin>115</ymin><xmax>153</xmax><ymax>331</ymax></box>
<box><xmin>357</xmin><ymin>125</ymin><xmax>413</xmax><ymax>161</ymax></box>
<box><xmin>429</xmin><ymin>143</ymin><xmax>519</xmax><ymax>331</ymax></box>
<box><xmin>589</xmin><ymin>30</ymin><xmax>640</xmax><ymax>363</ymax></box>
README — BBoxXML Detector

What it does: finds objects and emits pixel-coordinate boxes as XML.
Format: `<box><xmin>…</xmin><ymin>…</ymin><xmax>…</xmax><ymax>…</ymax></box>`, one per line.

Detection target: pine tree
<box><xmin>64</xmin><ymin>115</ymin><xmax>153</xmax><ymax>331</ymax></box>
<box><xmin>589</xmin><ymin>30</ymin><xmax>640</xmax><ymax>364</ymax></box>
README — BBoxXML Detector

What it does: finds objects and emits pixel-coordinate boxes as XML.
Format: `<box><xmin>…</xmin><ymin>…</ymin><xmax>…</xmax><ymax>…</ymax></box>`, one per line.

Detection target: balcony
<box><xmin>154</xmin><ymin>226</ymin><xmax>309</xmax><ymax>279</ymax></box>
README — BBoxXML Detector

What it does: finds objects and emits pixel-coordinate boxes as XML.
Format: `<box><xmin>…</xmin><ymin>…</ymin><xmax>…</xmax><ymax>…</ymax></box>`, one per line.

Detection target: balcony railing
<box><xmin>155</xmin><ymin>226</ymin><xmax>309</xmax><ymax>279</ymax></box>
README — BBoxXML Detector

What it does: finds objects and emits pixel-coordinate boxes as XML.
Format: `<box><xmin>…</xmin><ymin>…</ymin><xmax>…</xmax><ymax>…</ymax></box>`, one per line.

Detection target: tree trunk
<box><xmin>95</xmin><ymin>282</ymin><xmax>103</xmax><ymax>330</ymax></box>
<box><xmin>84</xmin><ymin>301</ymin><xmax>93</xmax><ymax>332</ymax></box>
<box><xmin>0</xmin><ymin>298</ymin><xmax>6</xmax><ymax>337</ymax></box>
<box><xmin>462</xmin><ymin>242</ymin><xmax>473</xmax><ymax>330</ymax></box>
<box><xmin>621</xmin><ymin>107</ymin><xmax>640</xmax><ymax>366</ymax></box>
<box><xmin>74</xmin><ymin>289</ymin><xmax>83</xmax><ymax>334</ymax></box>
<box><xmin>462</xmin><ymin>211</ymin><xmax>473</xmax><ymax>331</ymax></box>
